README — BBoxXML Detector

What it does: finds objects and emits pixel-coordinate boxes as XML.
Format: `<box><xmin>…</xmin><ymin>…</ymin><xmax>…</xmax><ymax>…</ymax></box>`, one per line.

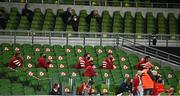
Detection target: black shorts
<box><xmin>144</xmin><ymin>88</ymin><xmax>153</xmax><ymax>95</ymax></box>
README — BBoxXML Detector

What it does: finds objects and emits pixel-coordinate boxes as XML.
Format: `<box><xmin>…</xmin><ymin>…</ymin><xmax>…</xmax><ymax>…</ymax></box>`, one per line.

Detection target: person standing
<box><xmin>86</xmin><ymin>10</ymin><xmax>101</xmax><ymax>25</ymax></box>
<box><xmin>62</xmin><ymin>7</ymin><xmax>73</xmax><ymax>25</ymax></box>
<box><xmin>133</xmin><ymin>71</ymin><xmax>143</xmax><ymax>96</ymax></box>
<box><xmin>152</xmin><ymin>33</ymin><xmax>157</xmax><ymax>46</ymax></box>
<box><xmin>22</xmin><ymin>3</ymin><xmax>34</xmax><ymax>22</ymax></box>
<box><xmin>0</xmin><ymin>9</ymin><xmax>8</xmax><ymax>29</ymax></box>
<box><xmin>141</xmin><ymin>69</ymin><xmax>154</xmax><ymax>96</ymax></box>
<box><xmin>71</xmin><ymin>15</ymin><xmax>79</xmax><ymax>32</ymax></box>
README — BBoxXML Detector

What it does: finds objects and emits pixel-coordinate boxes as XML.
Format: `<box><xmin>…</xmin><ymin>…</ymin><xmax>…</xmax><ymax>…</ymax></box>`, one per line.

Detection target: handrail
<box><xmin>0</xmin><ymin>30</ymin><xmax>180</xmax><ymax>38</ymax></box>
<box><xmin>1</xmin><ymin>0</ymin><xmax>180</xmax><ymax>9</ymax></box>
<box><xmin>0</xmin><ymin>30</ymin><xmax>179</xmax><ymax>66</ymax></box>
<box><xmin>120</xmin><ymin>37</ymin><xmax>180</xmax><ymax>66</ymax></box>
<box><xmin>123</xmin><ymin>38</ymin><xmax>180</xmax><ymax>58</ymax></box>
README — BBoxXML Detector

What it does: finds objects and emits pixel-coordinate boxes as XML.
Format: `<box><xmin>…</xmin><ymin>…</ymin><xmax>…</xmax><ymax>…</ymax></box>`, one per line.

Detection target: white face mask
<box><xmin>74</xmin><ymin>18</ymin><xmax>77</xmax><ymax>21</ymax></box>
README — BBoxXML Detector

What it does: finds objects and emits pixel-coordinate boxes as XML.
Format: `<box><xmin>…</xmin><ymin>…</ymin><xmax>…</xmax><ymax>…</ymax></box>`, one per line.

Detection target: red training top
<box><xmin>83</xmin><ymin>66</ymin><xmax>97</xmax><ymax>77</ymax></box>
<box><xmin>100</xmin><ymin>57</ymin><xmax>115</xmax><ymax>70</ymax></box>
<box><xmin>37</xmin><ymin>57</ymin><xmax>50</xmax><ymax>69</ymax></box>
<box><xmin>133</xmin><ymin>75</ymin><xmax>140</xmax><ymax>94</ymax></box>
<box><xmin>74</xmin><ymin>56</ymin><xmax>92</xmax><ymax>69</ymax></box>
<box><xmin>8</xmin><ymin>56</ymin><xmax>23</xmax><ymax>69</ymax></box>
<box><xmin>136</xmin><ymin>58</ymin><xmax>153</xmax><ymax>70</ymax></box>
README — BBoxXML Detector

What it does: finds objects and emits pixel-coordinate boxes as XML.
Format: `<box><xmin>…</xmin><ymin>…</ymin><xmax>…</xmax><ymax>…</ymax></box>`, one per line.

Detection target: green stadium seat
<box><xmin>128</xmin><ymin>54</ymin><xmax>139</xmax><ymax>68</ymax></box>
<box><xmin>24</xmin><ymin>86</ymin><xmax>35</xmax><ymax>95</ymax></box>
<box><xmin>146</xmin><ymin>12</ymin><xmax>156</xmax><ymax>34</ymax></box>
<box><xmin>111</xmin><ymin>70</ymin><xmax>123</xmax><ymax>84</ymax></box>
<box><xmin>18</xmin><ymin>16</ymin><xmax>30</xmax><ymax>30</ymax></box>
<box><xmin>121</xmin><ymin>69</ymin><xmax>133</xmax><ymax>79</ymax></box>
<box><xmin>11</xmin><ymin>83</ymin><xmax>24</xmax><ymax>95</ymax></box>
<box><xmin>0</xmin><ymin>79</ymin><xmax>11</xmax><ymax>87</ymax></box>
<box><xmin>116</xmin><ymin>49</ymin><xmax>127</xmax><ymax>57</ymax></box>
<box><xmin>36</xmin><ymin>90</ymin><xmax>48</xmax><ymax>95</ymax></box>
<box><xmin>124</xmin><ymin>11</ymin><xmax>134</xmax><ymax>34</ymax></box>
<box><xmin>0</xmin><ymin>43</ymin><xmax>179</xmax><ymax>95</ymax></box>
<box><xmin>0</xmin><ymin>6</ymin><xmax>179</xmax><ymax>37</ymax></box>
<box><xmin>135</xmin><ymin>12</ymin><xmax>145</xmax><ymax>38</ymax></box>
<box><xmin>168</xmin><ymin>13</ymin><xmax>177</xmax><ymax>39</ymax></box>
<box><xmin>101</xmin><ymin>69</ymin><xmax>111</xmax><ymax>80</ymax></box>
<box><xmin>157</xmin><ymin>13</ymin><xmax>167</xmax><ymax>34</ymax></box>
<box><xmin>112</xmin><ymin>11</ymin><xmax>123</xmax><ymax>33</ymax></box>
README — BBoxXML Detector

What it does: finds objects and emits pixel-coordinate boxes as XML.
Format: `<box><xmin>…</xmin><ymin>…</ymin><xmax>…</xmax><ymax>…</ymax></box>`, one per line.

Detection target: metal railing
<box><xmin>1</xmin><ymin>0</ymin><xmax>180</xmax><ymax>9</ymax></box>
<box><xmin>120</xmin><ymin>38</ymin><xmax>180</xmax><ymax>67</ymax></box>
<box><xmin>0</xmin><ymin>30</ymin><xmax>180</xmax><ymax>46</ymax></box>
<box><xmin>0</xmin><ymin>30</ymin><xmax>179</xmax><ymax>67</ymax></box>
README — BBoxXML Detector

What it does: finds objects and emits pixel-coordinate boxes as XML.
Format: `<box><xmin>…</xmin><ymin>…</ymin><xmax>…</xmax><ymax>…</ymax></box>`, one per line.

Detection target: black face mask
<box><xmin>87</xmin><ymin>56</ymin><xmax>91</xmax><ymax>60</ymax></box>
<box><xmin>109</xmin><ymin>57</ymin><xmax>113</xmax><ymax>60</ymax></box>
<box><xmin>43</xmin><ymin>55</ymin><xmax>46</xmax><ymax>58</ymax></box>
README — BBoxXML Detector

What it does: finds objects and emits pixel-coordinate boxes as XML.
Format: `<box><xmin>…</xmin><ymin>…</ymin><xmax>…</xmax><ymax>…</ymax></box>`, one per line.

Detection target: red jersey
<box><xmin>101</xmin><ymin>57</ymin><xmax>115</xmax><ymax>70</ymax></box>
<box><xmin>78</xmin><ymin>83</ymin><xmax>93</xmax><ymax>95</ymax></box>
<box><xmin>153</xmin><ymin>82</ymin><xmax>164</xmax><ymax>96</ymax></box>
<box><xmin>74</xmin><ymin>57</ymin><xmax>92</xmax><ymax>69</ymax></box>
<box><xmin>8</xmin><ymin>56</ymin><xmax>23</xmax><ymax>69</ymax></box>
<box><xmin>37</xmin><ymin>57</ymin><xmax>50</xmax><ymax>69</ymax></box>
<box><xmin>133</xmin><ymin>75</ymin><xmax>140</xmax><ymax>94</ymax></box>
<box><xmin>83</xmin><ymin>66</ymin><xmax>97</xmax><ymax>77</ymax></box>
<box><xmin>136</xmin><ymin>58</ymin><xmax>153</xmax><ymax>70</ymax></box>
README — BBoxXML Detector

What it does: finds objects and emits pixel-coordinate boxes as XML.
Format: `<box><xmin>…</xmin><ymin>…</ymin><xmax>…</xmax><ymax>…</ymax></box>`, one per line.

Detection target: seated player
<box><xmin>100</xmin><ymin>53</ymin><xmax>116</xmax><ymax>70</ymax></box>
<box><xmin>74</xmin><ymin>53</ymin><xmax>93</xmax><ymax>69</ymax></box>
<box><xmin>8</xmin><ymin>52</ymin><xmax>24</xmax><ymax>69</ymax></box>
<box><xmin>136</xmin><ymin>56</ymin><xmax>153</xmax><ymax>70</ymax></box>
<box><xmin>37</xmin><ymin>53</ymin><xmax>52</xmax><ymax>69</ymax></box>
<box><xmin>83</xmin><ymin>63</ymin><xmax>97</xmax><ymax>77</ymax></box>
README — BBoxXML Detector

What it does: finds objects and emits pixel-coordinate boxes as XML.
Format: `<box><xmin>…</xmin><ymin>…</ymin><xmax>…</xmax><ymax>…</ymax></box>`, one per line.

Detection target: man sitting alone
<box><xmin>8</xmin><ymin>52</ymin><xmax>24</xmax><ymax>69</ymax></box>
<box><xmin>100</xmin><ymin>53</ymin><xmax>116</xmax><ymax>70</ymax></box>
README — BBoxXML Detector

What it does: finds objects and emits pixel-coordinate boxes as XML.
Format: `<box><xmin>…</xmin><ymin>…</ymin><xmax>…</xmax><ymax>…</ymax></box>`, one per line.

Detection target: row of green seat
<box><xmin>1</xmin><ymin>7</ymin><xmax>180</xmax><ymax>35</ymax></box>
<box><xmin>0</xmin><ymin>0</ymin><xmax>167</xmax><ymax>7</ymax></box>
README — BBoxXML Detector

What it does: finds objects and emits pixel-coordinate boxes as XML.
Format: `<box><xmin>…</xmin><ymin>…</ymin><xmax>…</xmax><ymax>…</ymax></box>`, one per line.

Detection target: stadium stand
<box><xmin>0</xmin><ymin>0</ymin><xmax>180</xmax><ymax>95</ymax></box>
<box><xmin>0</xmin><ymin>43</ymin><xmax>179</xmax><ymax>95</ymax></box>
<box><xmin>0</xmin><ymin>6</ymin><xmax>179</xmax><ymax>35</ymax></box>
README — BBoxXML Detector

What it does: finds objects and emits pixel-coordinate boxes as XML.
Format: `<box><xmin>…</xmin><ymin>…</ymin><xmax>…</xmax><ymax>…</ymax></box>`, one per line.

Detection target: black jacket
<box><xmin>62</xmin><ymin>11</ymin><xmax>72</xmax><ymax>25</ymax></box>
<box><xmin>116</xmin><ymin>82</ymin><xmax>132</xmax><ymax>95</ymax></box>
<box><xmin>86</xmin><ymin>13</ymin><xmax>101</xmax><ymax>25</ymax></box>
<box><xmin>49</xmin><ymin>88</ymin><xmax>62</xmax><ymax>95</ymax></box>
